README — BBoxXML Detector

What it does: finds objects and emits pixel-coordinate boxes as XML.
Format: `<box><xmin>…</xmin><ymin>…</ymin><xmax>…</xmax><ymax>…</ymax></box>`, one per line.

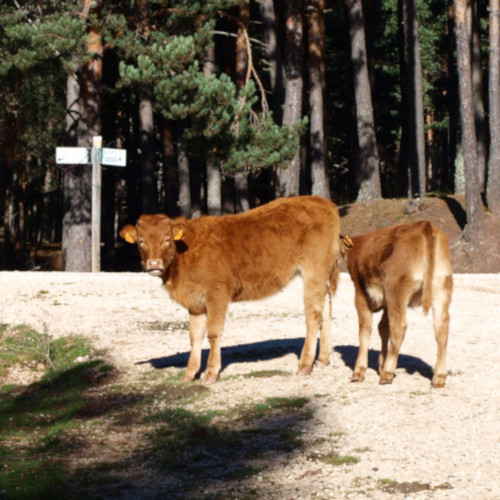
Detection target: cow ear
<box><xmin>120</xmin><ymin>225</ymin><xmax>138</xmax><ymax>244</ymax></box>
<box><xmin>172</xmin><ymin>223</ymin><xmax>187</xmax><ymax>241</ymax></box>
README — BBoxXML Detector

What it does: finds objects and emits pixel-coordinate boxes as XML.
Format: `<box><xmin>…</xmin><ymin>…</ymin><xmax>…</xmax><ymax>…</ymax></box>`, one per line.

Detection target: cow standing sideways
<box><xmin>341</xmin><ymin>220</ymin><xmax>453</xmax><ymax>387</ymax></box>
<box><xmin>120</xmin><ymin>196</ymin><xmax>341</xmax><ymax>384</ymax></box>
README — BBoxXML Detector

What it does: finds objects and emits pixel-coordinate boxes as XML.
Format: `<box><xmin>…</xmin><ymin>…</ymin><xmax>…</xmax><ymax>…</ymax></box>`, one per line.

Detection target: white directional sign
<box><xmin>55</xmin><ymin>147</ymin><xmax>90</xmax><ymax>165</ymax></box>
<box><xmin>101</xmin><ymin>148</ymin><xmax>127</xmax><ymax>167</ymax></box>
<box><xmin>55</xmin><ymin>138</ymin><xmax>128</xmax><ymax>272</ymax></box>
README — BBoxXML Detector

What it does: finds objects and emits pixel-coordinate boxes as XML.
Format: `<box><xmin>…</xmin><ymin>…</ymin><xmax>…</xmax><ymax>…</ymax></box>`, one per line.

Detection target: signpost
<box><xmin>56</xmin><ymin>137</ymin><xmax>127</xmax><ymax>272</ymax></box>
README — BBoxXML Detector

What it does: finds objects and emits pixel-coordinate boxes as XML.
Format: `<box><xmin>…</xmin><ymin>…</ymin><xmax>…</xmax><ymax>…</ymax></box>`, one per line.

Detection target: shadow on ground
<box><xmin>138</xmin><ymin>337</ymin><xmax>305</xmax><ymax>373</ymax></box>
<box><xmin>334</xmin><ymin>345</ymin><xmax>434</xmax><ymax>381</ymax></box>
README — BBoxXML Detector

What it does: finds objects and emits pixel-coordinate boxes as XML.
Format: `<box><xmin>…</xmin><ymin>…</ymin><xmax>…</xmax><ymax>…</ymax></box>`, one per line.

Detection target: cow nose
<box><xmin>146</xmin><ymin>259</ymin><xmax>164</xmax><ymax>275</ymax></box>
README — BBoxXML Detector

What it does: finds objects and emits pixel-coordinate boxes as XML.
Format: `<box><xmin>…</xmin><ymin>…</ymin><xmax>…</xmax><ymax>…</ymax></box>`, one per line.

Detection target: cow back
<box><xmin>168</xmin><ymin>196</ymin><xmax>340</xmax><ymax>306</ymax></box>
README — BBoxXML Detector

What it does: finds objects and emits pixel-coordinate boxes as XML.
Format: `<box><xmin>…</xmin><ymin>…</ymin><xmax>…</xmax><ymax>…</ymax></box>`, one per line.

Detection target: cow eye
<box><xmin>138</xmin><ymin>238</ymin><xmax>146</xmax><ymax>248</ymax></box>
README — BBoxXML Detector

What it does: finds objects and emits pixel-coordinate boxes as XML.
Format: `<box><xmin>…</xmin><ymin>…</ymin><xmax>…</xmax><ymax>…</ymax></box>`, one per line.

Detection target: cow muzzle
<box><xmin>145</xmin><ymin>259</ymin><xmax>165</xmax><ymax>276</ymax></box>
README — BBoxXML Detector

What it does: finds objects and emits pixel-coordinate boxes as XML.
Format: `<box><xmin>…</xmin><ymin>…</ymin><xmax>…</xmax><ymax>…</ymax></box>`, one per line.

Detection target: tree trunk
<box><xmin>62</xmin><ymin>1</ymin><xmax>102</xmax><ymax>271</ymax></box>
<box><xmin>139</xmin><ymin>91</ymin><xmax>158</xmax><ymax>213</ymax></box>
<box><xmin>471</xmin><ymin>0</ymin><xmax>487</xmax><ymax>192</ymax></box>
<box><xmin>278</xmin><ymin>0</ymin><xmax>304</xmax><ymax>198</ymax></box>
<box><xmin>308</xmin><ymin>0</ymin><xmax>330</xmax><ymax>199</ymax></box>
<box><xmin>346</xmin><ymin>0</ymin><xmax>381</xmax><ymax>203</ymax></box>
<box><xmin>160</xmin><ymin>118</ymin><xmax>179</xmax><ymax>217</ymax></box>
<box><xmin>397</xmin><ymin>0</ymin><xmax>409</xmax><ymax>196</ymax></box>
<box><xmin>454</xmin><ymin>0</ymin><xmax>485</xmax><ymax>242</ymax></box>
<box><xmin>447</xmin><ymin>0</ymin><xmax>460</xmax><ymax>192</ymax></box>
<box><xmin>487</xmin><ymin>0</ymin><xmax>500</xmax><ymax>213</ymax></box>
<box><xmin>258</xmin><ymin>0</ymin><xmax>286</xmax><ymax>123</ymax></box>
<box><xmin>234</xmin><ymin>0</ymin><xmax>250</xmax><ymax>211</ymax></box>
<box><xmin>176</xmin><ymin>122</ymin><xmax>192</xmax><ymax>218</ymax></box>
<box><xmin>136</xmin><ymin>0</ymin><xmax>158</xmax><ymax>214</ymax></box>
<box><xmin>203</xmin><ymin>39</ymin><xmax>221</xmax><ymax>214</ymax></box>
<box><xmin>406</xmin><ymin>0</ymin><xmax>426</xmax><ymax>197</ymax></box>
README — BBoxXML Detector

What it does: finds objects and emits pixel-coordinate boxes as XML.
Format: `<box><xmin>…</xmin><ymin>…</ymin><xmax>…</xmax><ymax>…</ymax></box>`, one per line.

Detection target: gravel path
<box><xmin>1</xmin><ymin>271</ymin><xmax>499</xmax><ymax>499</ymax></box>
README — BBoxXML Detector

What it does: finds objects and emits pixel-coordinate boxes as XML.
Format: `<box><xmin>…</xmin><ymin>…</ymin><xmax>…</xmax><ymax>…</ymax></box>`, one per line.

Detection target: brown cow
<box><xmin>341</xmin><ymin>220</ymin><xmax>452</xmax><ymax>387</ymax></box>
<box><xmin>120</xmin><ymin>196</ymin><xmax>340</xmax><ymax>384</ymax></box>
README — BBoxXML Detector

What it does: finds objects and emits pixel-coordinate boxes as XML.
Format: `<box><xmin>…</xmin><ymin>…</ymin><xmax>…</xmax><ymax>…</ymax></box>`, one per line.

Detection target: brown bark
<box><xmin>139</xmin><ymin>91</ymin><xmax>158</xmax><ymax>214</ymax></box>
<box><xmin>160</xmin><ymin>118</ymin><xmax>179</xmax><ymax>217</ymax></box>
<box><xmin>203</xmin><ymin>34</ymin><xmax>221</xmax><ymax>215</ymax></box>
<box><xmin>62</xmin><ymin>0</ymin><xmax>102</xmax><ymax>271</ymax></box>
<box><xmin>406</xmin><ymin>0</ymin><xmax>426</xmax><ymax>197</ymax></box>
<box><xmin>487</xmin><ymin>0</ymin><xmax>500</xmax><ymax>213</ymax></box>
<box><xmin>258</xmin><ymin>0</ymin><xmax>286</xmax><ymax>122</ymax></box>
<box><xmin>471</xmin><ymin>0</ymin><xmax>487</xmax><ymax>191</ymax></box>
<box><xmin>454</xmin><ymin>0</ymin><xmax>485</xmax><ymax>242</ymax></box>
<box><xmin>308</xmin><ymin>0</ymin><xmax>330</xmax><ymax>199</ymax></box>
<box><xmin>346</xmin><ymin>0</ymin><xmax>381</xmax><ymax>203</ymax></box>
<box><xmin>278</xmin><ymin>0</ymin><xmax>304</xmax><ymax>198</ymax></box>
<box><xmin>234</xmin><ymin>1</ymin><xmax>250</xmax><ymax>212</ymax></box>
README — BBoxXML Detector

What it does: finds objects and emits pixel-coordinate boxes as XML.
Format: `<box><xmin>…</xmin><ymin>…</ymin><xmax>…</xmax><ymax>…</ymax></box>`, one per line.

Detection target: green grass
<box><xmin>322</xmin><ymin>453</ymin><xmax>360</xmax><ymax>466</ymax></box>
<box><xmin>1</xmin><ymin>324</ymin><xmax>94</xmax><ymax>375</ymax></box>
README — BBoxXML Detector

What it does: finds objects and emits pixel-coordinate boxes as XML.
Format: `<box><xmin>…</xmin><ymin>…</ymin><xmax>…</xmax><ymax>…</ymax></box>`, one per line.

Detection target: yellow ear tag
<box><xmin>342</xmin><ymin>235</ymin><xmax>354</xmax><ymax>248</ymax></box>
<box><xmin>124</xmin><ymin>232</ymin><xmax>135</xmax><ymax>244</ymax></box>
<box><xmin>173</xmin><ymin>228</ymin><xmax>185</xmax><ymax>241</ymax></box>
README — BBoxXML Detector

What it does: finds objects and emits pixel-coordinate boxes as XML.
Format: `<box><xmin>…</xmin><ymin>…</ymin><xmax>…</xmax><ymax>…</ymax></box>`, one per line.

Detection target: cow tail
<box><xmin>422</xmin><ymin>222</ymin><xmax>435</xmax><ymax>314</ymax></box>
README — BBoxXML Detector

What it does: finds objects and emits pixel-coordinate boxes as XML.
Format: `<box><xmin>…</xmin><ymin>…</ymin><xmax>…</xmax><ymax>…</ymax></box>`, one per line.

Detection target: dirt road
<box><xmin>1</xmin><ymin>271</ymin><xmax>499</xmax><ymax>499</ymax></box>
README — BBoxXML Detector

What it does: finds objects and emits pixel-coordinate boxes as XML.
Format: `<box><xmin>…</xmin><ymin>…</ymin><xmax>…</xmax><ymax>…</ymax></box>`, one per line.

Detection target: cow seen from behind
<box><xmin>120</xmin><ymin>196</ymin><xmax>341</xmax><ymax>384</ymax></box>
<box><xmin>341</xmin><ymin>221</ymin><xmax>453</xmax><ymax>387</ymax></box>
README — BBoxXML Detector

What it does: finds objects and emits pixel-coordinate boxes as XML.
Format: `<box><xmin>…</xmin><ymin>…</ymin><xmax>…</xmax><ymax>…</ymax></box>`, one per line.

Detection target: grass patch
<box><xmin>0</xmin><ymin>324</ymin><xmax>94</xmax><ymax>376</ymax></box>
<box><xmin>379</xmin><ymin>479</ymin><xmax>432</xmax><ymax>494</ymax></box>
<box><xmin>241</xmin><ymin>369</ymin><xmax>291</xmax><ymax>379</ymax></box>
<box><xmin>0</xmin><ymin>327</ymin><xmax>118</xmax><ymax>499</ymax></box>
<box><xmin>321</xmin><ymin>453</ymin><xmax>360</xmax><ymax>466</ymax></box>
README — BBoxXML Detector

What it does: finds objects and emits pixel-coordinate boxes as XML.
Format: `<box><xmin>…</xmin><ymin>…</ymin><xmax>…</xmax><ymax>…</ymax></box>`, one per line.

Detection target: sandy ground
<box><xmin>1</xmin><ymin>270</ymin><xmax>500</xmax><ymax>499</ymax></box>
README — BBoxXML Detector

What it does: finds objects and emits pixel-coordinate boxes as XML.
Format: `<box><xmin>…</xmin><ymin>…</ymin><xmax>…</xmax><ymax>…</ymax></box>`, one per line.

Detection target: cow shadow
<box><xmin>138</xmin><ymin>338</ymin><xmax>305</xmax><ymax>373</ymax></box>
<box><xmin>334</xmin><ymin>345</ymin><xmax>434</xmax><ymax>381</ymax></box>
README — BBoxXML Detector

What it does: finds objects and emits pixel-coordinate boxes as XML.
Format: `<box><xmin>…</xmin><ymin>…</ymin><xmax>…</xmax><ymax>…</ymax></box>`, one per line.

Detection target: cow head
<box><xmin>120</xmin><ymin>214</ymin><xmax>187</xmax><ymax>277</ymax></box>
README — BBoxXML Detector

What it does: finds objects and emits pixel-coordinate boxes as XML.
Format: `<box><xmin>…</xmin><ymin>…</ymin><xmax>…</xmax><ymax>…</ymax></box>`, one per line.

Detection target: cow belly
<box><xmin>233</xmin><ymin>273</ymin><xmax>295</xmax><ymax>302</ymax></box>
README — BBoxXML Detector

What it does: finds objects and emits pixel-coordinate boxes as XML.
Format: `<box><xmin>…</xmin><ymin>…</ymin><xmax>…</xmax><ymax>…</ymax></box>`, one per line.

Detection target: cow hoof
<box><xmin>314</xmin><ymin>359</ymin><xmax>329</xmax><ymax>369</ymax></box>
<box><xmin>181</xmin><ymin>372</ymin><xmax>195</xmax><ymax>383</ymax></box>
<box><xmin>297</xmin><ymin>366</ymin><xmax>312</xmax><ymax>376</ymax></box>
<box><xmin>379</xmin><ymin>371</ymin><xmax>394</xmax><ymax>385</ymax></box>
<box><xmin>431</xmin><ymin>375</ymin><xmax>446</xmax><ymax>388</ymax></box>
<box><xmin>201</xmin><ymin>373</ymin><xmax>218</xmax><ymax>385</ymax></box>
<box><xmin>350</xmin><ymin>373</ymin><xmax>364</xmax><ymax>382</ymax></box>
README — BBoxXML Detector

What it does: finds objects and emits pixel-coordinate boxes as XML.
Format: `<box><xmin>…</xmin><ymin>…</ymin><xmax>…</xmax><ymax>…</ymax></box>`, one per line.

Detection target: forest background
<box><xmin>1</xmin><ymin>0</ymin><xmax>499</xmax><ymax>272</ymax></box>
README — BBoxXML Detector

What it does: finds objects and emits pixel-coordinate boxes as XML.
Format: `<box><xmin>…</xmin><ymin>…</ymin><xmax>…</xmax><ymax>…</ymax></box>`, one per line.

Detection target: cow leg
<box><xmin>182</xmin><ymin>312</ymin><xmax>207</xmax><ymax>382</ymax></box>
<box><xmin>298</xmin><ymin>277</ymin><xmax>327</xmax><ymax>375</ymax></box>
<box><xmin>379</xmin><ymin>302</ymin><xmax>407</xmax><ymax>385</ymax></box>
<box><xmin>377</xmin><ymin>308</ymin><xmax>390</xmax><ymax>377</ymax></box>
<box><xmin>431</xmin><ymin>277</ymin><xmax>452</xmax><ymax>388</ymax></box>
<box><xmin>203</xmin><ymin>296</ymin><xmax>230</xmax><ymax>385</ymax></box>
<box><xmin>352</xmin><ymin>291</ymin><xmax>373</xmax><ymax>382</ymax></box>
<box><xmin>315</xmin><ymin>290</ymin><xmax>332</xmax><ymax>368</ymax></box>
<box><xmin>316</xmin><ymin>266</ymin><xmax>339</xmax><ymax>368</ymax></box>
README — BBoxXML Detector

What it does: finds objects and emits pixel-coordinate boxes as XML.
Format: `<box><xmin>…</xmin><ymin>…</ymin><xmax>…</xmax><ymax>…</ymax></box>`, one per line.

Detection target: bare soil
<box><xmin>339</xmin><ymin>195</ymin><xmax>500</xmax><ymax>273</ymax></box>
<box><xmin>1</xmin><ymin>266</ymin><xmax>500</xmax><ymax>499</ymax></box>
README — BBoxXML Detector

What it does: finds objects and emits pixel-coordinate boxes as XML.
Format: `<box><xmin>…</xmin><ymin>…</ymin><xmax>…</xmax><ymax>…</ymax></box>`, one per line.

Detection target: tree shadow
<box><xmin>334</xmin><ymin>345</ymin><xmax>434</xmax><ymax>381</ymax></box>
<box><xmin>137</xmin><ymin>338</ymin><xmax>305</xmax><ymax>374</ymax></box>
<box><xmin>440</xmin><ymin>195</ymin><xmax>467</xmax><ymax>230</ymax></box>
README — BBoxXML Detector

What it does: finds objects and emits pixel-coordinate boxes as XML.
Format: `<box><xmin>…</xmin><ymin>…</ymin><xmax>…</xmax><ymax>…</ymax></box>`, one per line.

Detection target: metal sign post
<box><xmin>91</xmin><ymin>136</ymin><xmax>102</xmax><ymax>272</ymax></box>
<box><xmin>56</xmin><ymin>137</ymin><xmax>127</xmax><ymax>272</ymax></box>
